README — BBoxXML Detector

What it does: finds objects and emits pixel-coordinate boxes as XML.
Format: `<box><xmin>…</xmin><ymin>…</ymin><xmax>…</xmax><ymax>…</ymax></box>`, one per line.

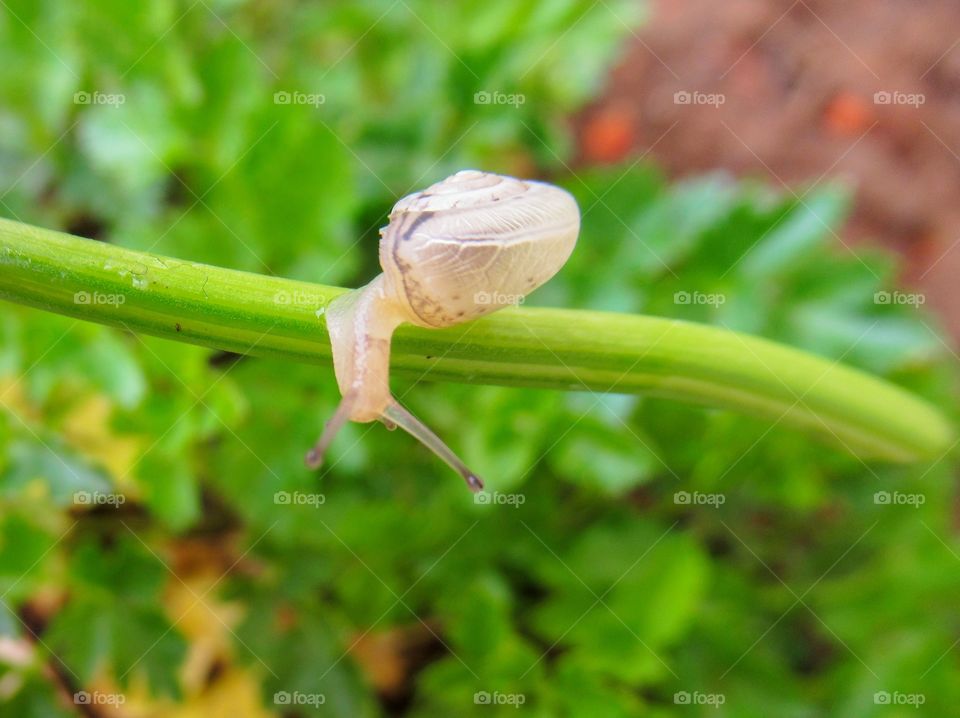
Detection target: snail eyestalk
<box><xmin>383</xmin><ymin>401</ymin><xmax>484</xmax><ymax>492</ymax></box>
<box><xmin>305</xmin><ymin>391</ymin><xmax>356</xmax><ymax>469</ymax></box>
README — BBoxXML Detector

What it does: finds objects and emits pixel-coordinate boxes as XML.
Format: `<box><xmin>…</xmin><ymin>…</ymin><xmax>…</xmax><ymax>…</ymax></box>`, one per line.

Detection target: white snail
<box><xmin>306</xmin><ymin>169</ymin><xmax>580</xmax><ymax>490</ymax></box>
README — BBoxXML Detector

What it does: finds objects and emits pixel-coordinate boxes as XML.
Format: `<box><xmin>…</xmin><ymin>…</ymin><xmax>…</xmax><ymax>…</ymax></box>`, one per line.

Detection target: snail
<box><xmin>306</xmin><ymin>169</ymin><xmax>580</xmax><ymax>490</ymax></box>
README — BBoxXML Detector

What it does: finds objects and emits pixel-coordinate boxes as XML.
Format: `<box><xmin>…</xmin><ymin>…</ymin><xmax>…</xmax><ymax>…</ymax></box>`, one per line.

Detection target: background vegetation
<box><xmin>0</xmin><ymin>1</ymin><xmax>957</xmax><ymax>715</ymax></box>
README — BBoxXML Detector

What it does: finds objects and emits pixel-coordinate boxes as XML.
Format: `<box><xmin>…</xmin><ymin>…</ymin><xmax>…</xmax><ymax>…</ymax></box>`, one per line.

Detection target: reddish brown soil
<box><xmin>578</xmin><ymin>0</ymin><xmax>960</xmax><ymax>337</ymax></box>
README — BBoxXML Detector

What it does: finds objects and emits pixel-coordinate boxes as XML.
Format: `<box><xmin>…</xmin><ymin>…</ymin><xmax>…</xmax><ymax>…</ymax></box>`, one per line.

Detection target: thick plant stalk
<box><xmin>0</xmin><ymin>217</ymin><xmax>952</xmax><ymax>463</ymax></box>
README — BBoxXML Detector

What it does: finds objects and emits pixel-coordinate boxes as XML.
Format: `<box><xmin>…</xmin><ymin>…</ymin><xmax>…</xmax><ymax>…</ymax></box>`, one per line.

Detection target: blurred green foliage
<box><xmin>1</xmin><ymin>1</ymin><xmax>959</xmax><ymax>716</ymax></box>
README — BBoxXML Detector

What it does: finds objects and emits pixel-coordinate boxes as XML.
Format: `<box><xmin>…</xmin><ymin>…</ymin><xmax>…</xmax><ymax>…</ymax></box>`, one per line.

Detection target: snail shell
<box><xmin>379</xmin><ymin>169</ymin><xmax>580</xmax><ymax>328</ymax></box>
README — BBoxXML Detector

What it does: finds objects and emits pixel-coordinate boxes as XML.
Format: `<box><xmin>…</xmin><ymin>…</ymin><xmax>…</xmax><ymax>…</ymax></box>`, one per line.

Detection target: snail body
<box><xmin>307</xmin><ymin>170</ymin><xmax>580</xmax><ymax>490</ymax></box>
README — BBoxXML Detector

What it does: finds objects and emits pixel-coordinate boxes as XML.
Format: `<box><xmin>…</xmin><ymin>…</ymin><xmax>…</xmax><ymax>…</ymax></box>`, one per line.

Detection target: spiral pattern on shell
<box><xmin>379</xmin><ymin>170</ymin><xmax>580</xmax><ymax>328</ymax></box>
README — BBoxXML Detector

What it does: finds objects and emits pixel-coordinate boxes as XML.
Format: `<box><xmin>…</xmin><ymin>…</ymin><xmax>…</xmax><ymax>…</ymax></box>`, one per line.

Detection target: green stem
<box><xmin>0</xmin><ymin>217</ymin><xmax>952</xmax><ymax>463</ymax></box>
